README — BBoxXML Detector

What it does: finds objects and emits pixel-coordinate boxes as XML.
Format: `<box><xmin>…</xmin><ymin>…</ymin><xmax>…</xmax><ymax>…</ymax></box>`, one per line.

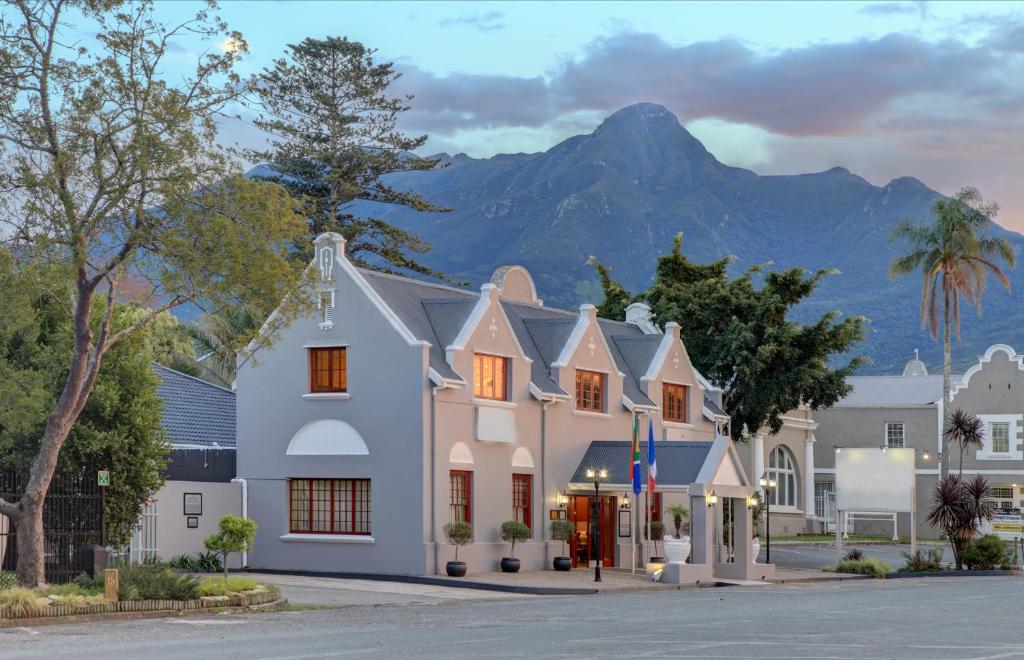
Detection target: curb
<box><xmin>769</xmin><ymin>574</ymin><xmax>872</xmax><ymax>584</ymax></box>
<box><xmin>884</xmin><ymin>569</ymin><xmax>1020</xmax><ymax>579</ymax></box>
<box><xmin>0</xmin><ymin>596</ymin><xmax>289</xmax><ymax>629</ymax></box>
<box><xmin>250</xmin><ymin>569</ymin><xmax>600</xmax><ymax>595</ymax></box>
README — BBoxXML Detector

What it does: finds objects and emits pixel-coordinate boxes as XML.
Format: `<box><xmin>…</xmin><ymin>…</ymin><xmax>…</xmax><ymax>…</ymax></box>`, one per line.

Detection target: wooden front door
<box><xmin>568</xmin><ymin>495</ymin><xmax>616</xmax><ymax>567</ymax></box>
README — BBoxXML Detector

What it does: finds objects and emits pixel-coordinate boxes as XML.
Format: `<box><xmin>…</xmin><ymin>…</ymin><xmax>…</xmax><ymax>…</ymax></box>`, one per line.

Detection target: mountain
<box><xmin>344</xmin><ymin>103</ymin><xmax>1024</xmax><ymax>375</ymax></box>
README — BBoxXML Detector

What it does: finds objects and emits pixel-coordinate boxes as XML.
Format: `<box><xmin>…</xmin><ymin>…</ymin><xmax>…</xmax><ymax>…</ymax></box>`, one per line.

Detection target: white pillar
<box><xmin>804</xmin><ymin>437</ymin><xmax>816</xmax><ymax>520</ymax></box>
<box><xmin>753</xmin><ymin>434</ymin><xmax>765</xmax><ymax>485</ymax></box>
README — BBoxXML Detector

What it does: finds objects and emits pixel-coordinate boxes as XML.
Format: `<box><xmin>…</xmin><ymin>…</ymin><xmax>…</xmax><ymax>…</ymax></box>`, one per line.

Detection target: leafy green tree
<box><xmin>247</xmin><ymin>36</ymin><xmax>451</xmax><ymax>278</ymax></box>
<box><xmin>0</xmin><ymin>252</ymin><xmax>169</xmax><ymax>548</ymax></box>
<box><xmin>0</xmin><ymin>1</ymin><xmax>308</xmax><ymax>586</ymax></box>
<box><xmin>204</xmin><ymin>514</ymin><xmax>257</xmax><ymax>581</ymax></box>
<box><xmin>176</xmin><ymin>305</ymin><xmax>263</xmax><ymax>388</ymax></box>
<box><xmin>592</xmin><ymin>233</ymin><xmax>866</xmax><ymax>439</ymax></box>
<box><xmin>889</xmin><ymin>187</ymin><xmax>1015</xmax><ymax>475</ymax></box>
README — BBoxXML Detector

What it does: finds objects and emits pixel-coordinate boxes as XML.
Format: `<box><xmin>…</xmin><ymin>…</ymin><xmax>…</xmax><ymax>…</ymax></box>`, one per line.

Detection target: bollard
<box><xmin>104</xmin><ymin>568</ymin><xmax>119</xmax><ymax>603</ymax></box>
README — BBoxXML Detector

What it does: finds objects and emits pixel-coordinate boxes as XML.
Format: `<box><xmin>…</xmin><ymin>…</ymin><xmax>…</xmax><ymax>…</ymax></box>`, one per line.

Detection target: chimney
<box><xmin>625</xmin><ymin>302</ymin><xmax>659</xmax><ymax>334</ymax></box>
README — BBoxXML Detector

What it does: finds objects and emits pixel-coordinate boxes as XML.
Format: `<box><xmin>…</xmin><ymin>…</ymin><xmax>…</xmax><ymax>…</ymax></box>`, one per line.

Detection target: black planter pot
<box><xmin>553</xmin><ymin>556</ymin><xmax>572</xmax><ymax>572</ymax></box>
<box><xmin>446</xmin><ymin>561</ymin><xmax>467</xmax><ymax>577</ymax></box>
<box><xmin>500</xmin><ymin>557</ymin><xmax>521</xmax><ymax>573</ymax></box>
<box><xmin>649</xmin><ymin>556</ymin><xmax>667</xmax><ymax>564</ymax></box>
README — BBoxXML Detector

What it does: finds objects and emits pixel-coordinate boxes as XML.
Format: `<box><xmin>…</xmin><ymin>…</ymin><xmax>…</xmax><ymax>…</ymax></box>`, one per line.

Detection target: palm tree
<box><xmin>944</xmin><ymin>409</ymin><xmax>985</xmax><ymax>477</ymax></box>
<box><xmin>889</xmin><ymin>187</ymin><xmax>1016</xmax><ymax>475</ymax></box>
<box><xmin>179</xmin><ymin>305</ymin><xmax>263</xmax><ymax>388</ymax></box>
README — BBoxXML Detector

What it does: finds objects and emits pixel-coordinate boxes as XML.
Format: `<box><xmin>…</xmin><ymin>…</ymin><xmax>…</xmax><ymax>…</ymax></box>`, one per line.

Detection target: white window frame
<box><xmin>767</xmin><ymin>445</ymin><xmax>799</xmax><ymax>511</ymax></box>
<box><xmin>976</xmin><ymin>414</ymin><xmax>1023</xmax><ymax>461</ymax></box>
<box><xmin>884</xmin><ymin>421</ymin><xmax>905</xmax><ymax>449</ymax></box>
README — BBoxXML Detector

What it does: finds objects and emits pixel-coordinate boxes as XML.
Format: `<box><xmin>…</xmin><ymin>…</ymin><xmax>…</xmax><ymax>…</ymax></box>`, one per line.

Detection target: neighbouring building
<box><xmin>137</xmin><ymin>364</ymin><xmax>242</xmax><ymax>565</ymax></box>
<box><xmin>814</xmin><ymin>345</ymin><xmax>1024</xmax><ymax>537</ymax></box>
<box><xmin>236</xmin><ymin>233</ymin><xmax>770</xmax><ymax>579</ymax></box>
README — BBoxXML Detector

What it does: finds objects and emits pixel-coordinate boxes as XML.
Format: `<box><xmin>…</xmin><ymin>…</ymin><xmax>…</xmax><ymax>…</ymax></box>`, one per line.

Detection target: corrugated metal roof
<box><xmin>836</xmin><ymin>374</ymin><xmax>959</xmax><ymax>407</ymax></box>
<box><xmin>570</xmin><ymin>440</ymin><xmax>714</xmax><ymax>486</ymax></box>
<box><xmin>154</xmin><ymin>364</ymin><xmax>236</xmax><ymax>448</ymax></box>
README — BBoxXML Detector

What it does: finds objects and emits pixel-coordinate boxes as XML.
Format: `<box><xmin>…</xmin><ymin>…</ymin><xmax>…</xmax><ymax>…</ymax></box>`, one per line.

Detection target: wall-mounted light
<box><xmin>556</xmin><ymin>491</ymin><xmax>568</xmax><ymax>507</ymax></box>
<box><xmin>748</xmin><ymin>495</ymin><xmax>759</xmax><ymax>508</ymax></box>
<box><xmin>833</xmin><ymin>445</ymin><xmax>842</xmax><ymax>454</ymax></box>
<box><xmin>706</xmin><ymin>492</ymin><xmax>718</xmax><ymax>506</ymax></box>
<box><xmin>880</xmin><ymin>445</ymin><xmax>887</xmax><ymax>454</ymax></box>
<box><xmin>922</xmin><ymin>450</ymin><xmax>930</xmax><ymax>460</ymax></box>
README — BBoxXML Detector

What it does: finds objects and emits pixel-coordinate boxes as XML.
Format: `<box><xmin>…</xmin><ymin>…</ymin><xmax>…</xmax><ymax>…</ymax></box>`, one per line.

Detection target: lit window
<box><xmin>473</xmin><ymin>353</ymin><xmax>508</xmax><ymax>400</ymax></box>
<box><xmin>885</xmin><ymin>422</ymin><xmax>905</xmax><ymax>448</ymax></box>
<box><xmin>450</xmin><ymin>471</ymin><xmax>472</xmax><ymax>524</ymax></box>
<box><xmin>663</xmin><ymin>383</ymin><xmax>689</xmax><ymax>423</ymax></box>
<box><xmin>575</xmin><ymin>370</ymin><xmax>605</xmax><ymax>412</ymax></box>
<box><xmin>289</xmin><ymin>479</ymin><xmax>370</xmax><ymax>535</ymax></box>
<box><xmin>309</xmin><ymin>347</ymin><xmax>347</xmax><ymax>393</ymax></box>
<box><xmin>512</xmin><ymin>474</ymin><xmax>532</xmax><ymax>531</ymax></box>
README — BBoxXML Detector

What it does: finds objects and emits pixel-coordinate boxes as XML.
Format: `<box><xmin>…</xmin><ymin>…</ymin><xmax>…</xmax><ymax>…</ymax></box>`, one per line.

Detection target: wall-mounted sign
<box><xmin>549</xmin><ymin>509</ymin><xmax>567</xmax><ymax>521</ymax></box>
<box><xmin>186</xmin><ymin>516</ymin><xmax>199</xmax><ymax>529</ymax></box>
<box><xmin>990</xmin><ymin>510</ymin><xmax>1023</xmax><ymax>541</ymax></box>
<box><xmin>618</xmin><ymin>509</ymin><xmax>632</xmax><ymax>538</ymax></box>
<box><xmin>97</xmin><ymin>470</ymin><xmax>110</xmax><ymax>487</ymax></box>
<box><xmin>183</xmin><ymin>492</ymin><xmax>203</xmax><ymax>516</ymax></box>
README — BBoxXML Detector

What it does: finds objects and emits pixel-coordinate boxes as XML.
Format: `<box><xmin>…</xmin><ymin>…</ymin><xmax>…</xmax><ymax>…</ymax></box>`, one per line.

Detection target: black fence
<box><xmin>0</xmin><ymin>471</ymin><xmax>104</xmax><ymax>583</ymax></box>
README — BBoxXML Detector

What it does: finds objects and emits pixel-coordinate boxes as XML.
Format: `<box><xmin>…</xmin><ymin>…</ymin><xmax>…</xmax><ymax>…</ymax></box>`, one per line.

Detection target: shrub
<box><xmin>117</xmin><ymin>563</ymin><xmax>200</xmax><ymax>600</ymax></box>
<box><xmin>204</xmin><ymin>514</ymin><xmax>257</xmax><ymax>581</ymax></box>
<box><xmin>196</xmin><ymin>551</ymin><xmax>223</xmax><ymax>572</ymax></box>
<box><xmin>499</xmin><ymin>520</ymin><xmax>530</xmax><ymax>559</ymax></box>
<box><xmin>644</xmin><ymin>521</ymin><xmax>666</xmax><ymax>557</ymax></box>
<box><xmin>832</xmin><ymin>557</ymin><xmax>892</xmax><ymax>579</ymax></box>
<box><xmin>550</xmin><ymin>520</ymin><xmax>575</xmax><ymax>557</ymax></box>
<box><xmin>73</xmin><ymin>572</ymin><xmax>102</xmax><ymax>590</ymax></box>
<box><xmin>962</xmin><ymin>534</ymin><xmax>1009</xmax><ymax>570</ymax></box>
<box><xmin>168</xmin><ymin>554</ymin><xmax>200</xmax><ymax>571</ymax></box>
<box><xmin>899</xmin><ymin>548</ymin><xmax>944</xmax><ymax>573</ymax></box>
<box><xmin>0</xmin><ymin>571</ymin><xmax>18</xmax><ymax>591</ymax></box>
<box><xmin>0</xmin><ymin>587</ymin><xmax>43</xmax><ymax>616</ymax></box>
<box><xmin>844</xmin><ymin>548</ymin><xmax>864</xmax><ymax>561</ymax></box>
<box><xmin>443</xmin><ymin>521</ymin><xmax>472</xmax><ymax>562</ymax></box>
<box><xmin>198</xmin><ymin>576</ymin><xmax>259</xmax><ymax>597</ymax></box>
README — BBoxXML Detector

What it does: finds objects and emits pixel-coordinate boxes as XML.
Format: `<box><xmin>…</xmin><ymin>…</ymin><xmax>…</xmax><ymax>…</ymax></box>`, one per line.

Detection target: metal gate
<box><xmin>127</xmin><ymin>500</ymin><xmax>158</xmax><ymax>564</ymax></box>
<box><xmin>0</xmin><ymin>471</ymin><xmax>104</xmax><ymax>583</ymax></box>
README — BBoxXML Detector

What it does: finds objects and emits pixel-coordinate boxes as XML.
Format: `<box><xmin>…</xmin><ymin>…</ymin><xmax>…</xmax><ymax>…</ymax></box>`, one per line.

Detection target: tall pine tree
<box><xmin>248</xmin><ymin>36</ymin><xmax>450</xmax><ymax>278</ymax></box>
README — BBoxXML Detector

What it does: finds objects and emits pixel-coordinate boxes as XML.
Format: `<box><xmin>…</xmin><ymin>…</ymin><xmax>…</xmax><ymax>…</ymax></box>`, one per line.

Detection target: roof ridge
<box><xmin>152</xmin><ymin>362</ymin><xmax>235</xmax><ymax>395</ymax></box>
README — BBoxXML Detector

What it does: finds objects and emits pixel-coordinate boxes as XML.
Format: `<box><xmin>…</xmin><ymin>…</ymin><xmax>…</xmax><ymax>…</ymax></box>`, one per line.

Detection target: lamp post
<box><xmin>758</xmin><ymin>474</ymin><xmax>777</xmax><ymax>564</ymax></box>
<box><xmin>585</xmin><ymin>467</ymin><xmax>608</xmax><ymax>582</ymax></box>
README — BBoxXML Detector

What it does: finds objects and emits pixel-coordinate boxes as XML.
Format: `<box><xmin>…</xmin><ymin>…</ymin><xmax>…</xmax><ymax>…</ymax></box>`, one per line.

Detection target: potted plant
<box><xmin>663</xmin><ymin>505</ymin><xmax>691</xmax><ymax>564</ymax></box>
<box><xmin>499</xmin><ymin>520</ymin><xmax>530</xmax><ymax>573</ymax></box>
<box><xmin>443</xmin><ymin>521</ymin><xmax>473</xmax><ymax>577</ymax></box>
<box><xmin>751</xmin><ymin>499</ymin><xmax>765</xmax><ymax>563</ymax></box>
<box><xmin>644</xmin><ymin>521</ymin><xmax>666</xmax><ymax>563</ymax></box>
<box><xmin>550</xmin><ymin>520</ymin><xmax>575</xmax><ymax>571</ymax></box>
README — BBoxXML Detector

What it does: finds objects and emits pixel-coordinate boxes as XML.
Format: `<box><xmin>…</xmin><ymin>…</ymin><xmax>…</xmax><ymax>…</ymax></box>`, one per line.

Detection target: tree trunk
<box><xmin>942</xmin><ymin>282</ymin><xmax>952</xmax><ymax>478</ymax></box>
<box><xmin>223</xmin><ymin>553</ymin><xmax>229</xmax><ymax>581</ymax></box>
<box><xmin>11</xmin><ymin>503</ymin><xmax>46</xmax><ymax>587</ymax></box>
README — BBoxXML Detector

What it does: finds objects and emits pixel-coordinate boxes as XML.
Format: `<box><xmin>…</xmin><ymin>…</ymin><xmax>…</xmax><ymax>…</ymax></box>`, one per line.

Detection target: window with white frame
<box><xmin>814</xmin><ymin>481</ymin><xmax>835</xmax><ymax>520</ymax></box>
<box><xmin>991</xmin><ymin>422</ymin><xmax>1011</xmax><ymax>454</ymax></box>
<box><xmin>767</xmin><ymin>446</ymin><xmax>798</xmax><ymax>508</ymax></box>
<box><xmin>885</xmin><ymin>422</ymin><xmax>905</xmax><ymax>448</ymax></box>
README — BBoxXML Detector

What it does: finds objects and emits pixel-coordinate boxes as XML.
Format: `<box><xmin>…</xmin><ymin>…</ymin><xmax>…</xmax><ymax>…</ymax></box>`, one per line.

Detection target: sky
<box><xmin>150</xmin><ymin>1</ymin><xmax>1024</xmax><ymax>232</ymax></box>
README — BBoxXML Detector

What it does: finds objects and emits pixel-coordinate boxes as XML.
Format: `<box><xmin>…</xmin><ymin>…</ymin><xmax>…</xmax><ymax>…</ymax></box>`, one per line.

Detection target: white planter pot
<box><xmin>663</xmin><ymin>536</ymin><xmax>691</xmax><ymax>564</ymax></box>
<box><xmin>752</xmin><ymin>538</ymin><xmax>761</xmax><ymax>563</ymax></box>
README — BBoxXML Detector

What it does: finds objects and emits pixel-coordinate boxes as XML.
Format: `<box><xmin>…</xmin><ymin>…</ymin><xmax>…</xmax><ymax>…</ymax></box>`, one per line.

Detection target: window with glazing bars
<box><xmin>309</xmin><ymin>347</ymin><xmax>347</xmax><ymax>393</ymax></box>
<box><xmin>450</xmin><ymin>471</ymin><xmax>472</xmax><ymax>524</ymax></box>
<box><xmin>289</xmin><ymin>479</ymin><xmax>370</xmax><ymax>534</ymax></box>
<box><xmin>473</xmin><ymin>353</ymin><xmax>508</xmax><ymax>400</ymax></box>
<box><xmin>663</xmin><ymin>383</ymin><xmax>689</xmax><ymax>423</ymax></box>
<box><xmin>512</xmin><ymin>473</ymin><xmax>532</xmax><ymax>530</ymax></box>
<box><xmin>991</xmin><ymin>422</ymin><xmax>1011</xmax><ymax>454</ymax></box>
<box><xmin>575</xmin><ymin>370</ymin><xmax>605</xmax><ymax>412</ymax></box>
<box><xmin>885</xmin><ymin>422</ymin><xmax>905</xmax><ymax>448</ymax></box>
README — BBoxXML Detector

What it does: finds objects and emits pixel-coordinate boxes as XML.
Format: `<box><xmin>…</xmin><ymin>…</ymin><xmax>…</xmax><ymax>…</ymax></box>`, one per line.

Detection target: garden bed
<box><xmin>0</xmin><ymin>588</ymin><xmax>280</xmax><ymax>622</ymax></box>
<box><xmin>885</xmin><ymin>568</ymin><xmax>1020</xmax><ymax>579</ymax></box>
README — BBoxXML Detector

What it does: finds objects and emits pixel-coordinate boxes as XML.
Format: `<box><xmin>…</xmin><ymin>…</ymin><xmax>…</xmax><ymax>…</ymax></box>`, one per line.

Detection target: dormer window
<box><xmin>310</xmin><ymin>347</ymin><xmax>347</xmax><ymax>393</ymax></box>
<box><xmin>473</xmin><ymin>353</ymin><xmax>508</xmax><ymax>401</ymax></box>
<box><xmin>663</xmin><ymin>383</ymin><xmax>689</xmax><ymax>423</ymax></box>
<box><xmin>575</xmin><ymin>369</ymin><xmax>605</xmax><ymax>412</ymax></box>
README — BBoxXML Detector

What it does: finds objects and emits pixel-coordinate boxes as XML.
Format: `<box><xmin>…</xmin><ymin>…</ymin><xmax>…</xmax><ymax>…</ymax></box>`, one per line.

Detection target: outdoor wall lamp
<box><xmin>556</xmin><ymin>491</ymin><xmax>568</xmax><ymax>507</ymax></box>
<box><xmin>747</xmin><ymin>495</ymin><xmax>759</xmax><ymax>508</ymax></box>
<box><xmin>706</xmin><ymin>492</ymin><xmax>718</xmax><ymax>506</ymax></box>
<box><xmin>922</xmin><ymin>450</ymin><xmax>930</xmax><ymax>460</ymax></box>
<box><xmin>833</xmin><ymin>445</ymin><xmax>842</xmax><ymax>454</ymax></box>
<box><xmin>620</xmin><ymin>494</ymin><xmax>630</xmax><ymax>509</ymax></box>
<box><xmin>881</xmin><ymin>445</ymin><xmax>887</xmax><ymax>454</ymax></box>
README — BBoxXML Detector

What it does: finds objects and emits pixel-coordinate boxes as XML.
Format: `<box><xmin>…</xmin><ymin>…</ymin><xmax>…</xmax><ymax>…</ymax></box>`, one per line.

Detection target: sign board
<box><xmin>835</xmin><ymin>448</ymin><xmax>915</xmax><ymax>512</ymax></box>
<box><xmin>186</xmin><ymin>516</ymin><xmax>199</xmax><ymax>529</ymax></box>
<box><xmin>618</xmin><ymin>509</ymin><xmax>632</xmax><ymax>538</ymax></box>
<box><xmin>183</xmin><ymin>492</ymin><xmax>203</xmax><ymax>516</ymax></box>
<box><xmin>988</xmin><ymin>510</ymin><xmax>1023</xmax><ymax>541</ymax></box>
<box><xmin>97</xmin><ymin>470</ymin><xmax>110</xmax><ymax>487</ymax></box>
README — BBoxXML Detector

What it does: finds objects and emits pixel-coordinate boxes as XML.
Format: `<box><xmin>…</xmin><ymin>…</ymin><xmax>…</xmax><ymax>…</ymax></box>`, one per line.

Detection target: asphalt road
<box><xmin>1</xmin><ymin>575</ymin><xmax>1021</xmax><ymax>659</ymax></box>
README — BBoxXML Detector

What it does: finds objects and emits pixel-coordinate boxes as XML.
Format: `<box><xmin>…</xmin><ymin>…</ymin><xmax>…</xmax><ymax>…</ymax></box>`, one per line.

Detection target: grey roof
<box><xmin>154</xmin><ymin>364</ymin><xmax>236</xmax><ymax>448</ymax></box>
<box><xmin>703</xmin><ymin>395</ymin><xmax>726</xmax><ymax>417</ymax></box>
<box><xmin>358</xmin><ymin>268</ymin><xmax>664</xmax><ymax>406</ymax></box>
<box><xmin>836</xmin><ymin>374</ymin><xmax>959</xmax><ymax>407</ymax></box>
<box><xmin>360</xmin><ymin>269</ymin><xmax>475</xmax><ymax>382</ymax></box>
<box><xmin>569</xmin><ymin>440</ymin><xmax>714</xmax><ymax>486</ymax></box>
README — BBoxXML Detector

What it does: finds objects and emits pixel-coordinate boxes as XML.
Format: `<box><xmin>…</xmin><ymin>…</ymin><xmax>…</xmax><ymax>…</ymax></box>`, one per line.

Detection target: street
<box><xmin>1</xmin><ymin>574</ymin><xmax>1020</xmax><ymax>659</ymax></box>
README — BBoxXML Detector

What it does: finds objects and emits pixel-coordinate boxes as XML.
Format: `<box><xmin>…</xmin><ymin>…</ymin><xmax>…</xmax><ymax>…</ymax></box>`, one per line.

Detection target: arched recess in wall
<box><xmin>511</xmin><ymin>446</ymin><xmax>535</xmax><ymax>469</ymax></box>
<box><xmin>450</xmin><ymin>442</ymin><xmax>475</xmax><ymax>465</ymax></box>
<box><xmin>286</xmin><ymin>419</ymin><xmax>369</xmax><ymax>456</ymax></box>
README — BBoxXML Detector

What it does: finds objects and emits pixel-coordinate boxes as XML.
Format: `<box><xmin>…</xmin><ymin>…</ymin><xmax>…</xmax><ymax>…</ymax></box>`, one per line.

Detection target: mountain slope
<box><xmin>347</xmin><ymin>103</ymin><xmax>1024</xmax><ymax>375</ymax></box>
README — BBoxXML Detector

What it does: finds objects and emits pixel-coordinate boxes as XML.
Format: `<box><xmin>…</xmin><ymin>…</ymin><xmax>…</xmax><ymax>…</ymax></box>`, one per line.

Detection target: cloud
<box><xmin>858</xmin><ymin>1</ymin><xmax>928</xmax><ymax>19</ymax></box>
<box><xmin>439</xmin><ymin>11</ymin><xmax>506</xmax><ymax>33</ymax></box>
